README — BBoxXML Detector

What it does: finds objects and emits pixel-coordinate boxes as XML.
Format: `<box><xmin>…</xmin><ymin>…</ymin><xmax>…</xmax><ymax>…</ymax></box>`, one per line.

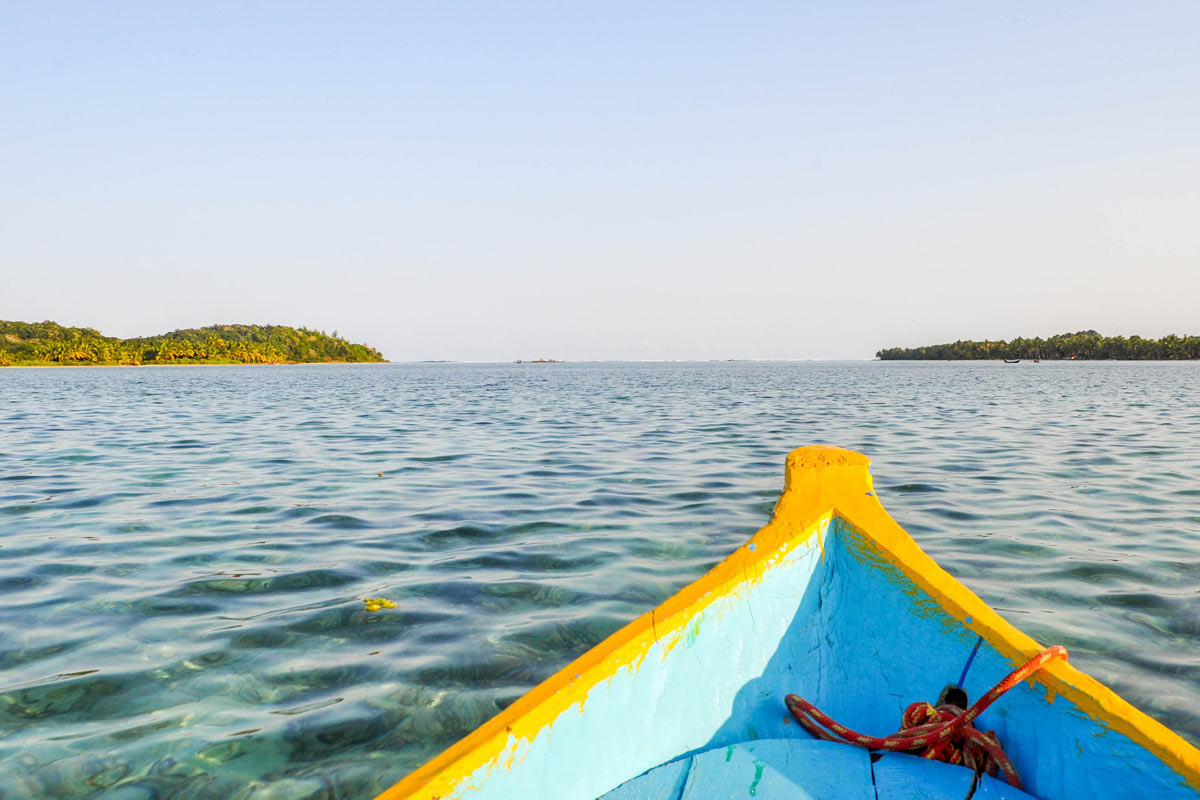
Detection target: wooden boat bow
<box><xmin>375</xmin><ymin>446</ymin><xmax>1200</xmax><ymax>800</ymax></box>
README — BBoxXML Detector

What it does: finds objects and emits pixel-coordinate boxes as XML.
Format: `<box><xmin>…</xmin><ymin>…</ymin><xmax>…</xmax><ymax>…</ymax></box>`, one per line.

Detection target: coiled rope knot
<box><xmin>784</xmin><ymin>646</ymin><xmax>1067</xmax><ymax>796</ymax></box>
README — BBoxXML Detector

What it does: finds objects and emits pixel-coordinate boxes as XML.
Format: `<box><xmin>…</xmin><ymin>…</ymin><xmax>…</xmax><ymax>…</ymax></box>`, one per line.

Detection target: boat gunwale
<box><xmin>375</xmin><ymin>445</ymin><xmax>1200</xmax><ymax>799</ymax></box>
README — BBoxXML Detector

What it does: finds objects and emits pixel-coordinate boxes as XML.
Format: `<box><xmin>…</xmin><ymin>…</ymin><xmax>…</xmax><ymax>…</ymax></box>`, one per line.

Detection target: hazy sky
<box><xmin>3</xmin><ymin>2</ymin><xmax>1198</xmax><ymax>360</ymax></box>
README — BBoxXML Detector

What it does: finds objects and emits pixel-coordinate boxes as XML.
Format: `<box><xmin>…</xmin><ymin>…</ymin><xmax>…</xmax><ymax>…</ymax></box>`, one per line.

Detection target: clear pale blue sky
<box><xmin>3</xmin><ymin>2</ymin><xmax>1198</xmax><ymax>360</ymax></box>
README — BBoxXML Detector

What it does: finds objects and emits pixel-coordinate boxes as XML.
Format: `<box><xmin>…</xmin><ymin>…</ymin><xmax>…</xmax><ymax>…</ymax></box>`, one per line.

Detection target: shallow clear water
<box><xmin>1</xmin><ymin>362</ymin><xmax>1197</xmax><ymax>799</ymax></box>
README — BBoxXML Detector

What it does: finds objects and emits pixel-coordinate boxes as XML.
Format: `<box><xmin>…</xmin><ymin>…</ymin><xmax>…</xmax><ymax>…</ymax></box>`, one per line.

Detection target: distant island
<box><xmin>877</xmin><ymin>330</ymin><xmax>1200</xmax><ymax>361</ymax></box>
<box><xmin>0</xmin><ymin>320</ymin><xmax>386</xmax><ymax>366</ymax></box>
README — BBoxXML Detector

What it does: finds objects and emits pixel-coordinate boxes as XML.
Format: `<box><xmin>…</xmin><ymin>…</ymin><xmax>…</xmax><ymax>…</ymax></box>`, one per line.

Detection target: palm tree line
<box><xmin>0</xmin><ymin>321</ymin><xmax>384</xmax><ymax>366</ymax></box>
<box><xmin>877</xmin><ymin>330</ymin><xmax>1200</xmax><ymax>360</ymax></box>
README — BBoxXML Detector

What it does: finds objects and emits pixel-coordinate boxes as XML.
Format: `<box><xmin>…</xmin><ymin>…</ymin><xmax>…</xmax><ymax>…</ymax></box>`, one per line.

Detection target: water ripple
<box><xmin>1</xmin><ymin>361</ymin><xmax>1198</xmax><ymax>798</ymax></box>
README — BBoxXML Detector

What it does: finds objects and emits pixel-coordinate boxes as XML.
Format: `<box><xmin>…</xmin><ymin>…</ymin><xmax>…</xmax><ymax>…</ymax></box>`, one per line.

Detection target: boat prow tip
<box><xmin>782</xmin><ymin>446</ymin><xmax>874</xmax><ymax>496</ymax></box>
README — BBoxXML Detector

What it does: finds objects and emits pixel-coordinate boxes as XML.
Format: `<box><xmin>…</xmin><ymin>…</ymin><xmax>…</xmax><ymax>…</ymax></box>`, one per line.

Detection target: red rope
<box><xmin>784</xmin><ymin>646</ymin><xmax>1067</xmax><ymax>790</ymax></box>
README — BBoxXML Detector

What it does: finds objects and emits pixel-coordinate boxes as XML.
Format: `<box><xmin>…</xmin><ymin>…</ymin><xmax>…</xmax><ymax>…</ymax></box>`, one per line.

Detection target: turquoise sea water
<box><xmin>1</xmin><ymin>362</ymin><xmax>1198</xmax><ymax>799</ymax></box>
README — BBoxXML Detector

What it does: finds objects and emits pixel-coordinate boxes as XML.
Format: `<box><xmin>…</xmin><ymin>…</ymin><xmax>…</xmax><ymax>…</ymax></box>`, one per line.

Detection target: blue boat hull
<box><xmin>377</xmin><ymin>448</ymin><xmax>1200</xmax><ymax>799</ymax></box>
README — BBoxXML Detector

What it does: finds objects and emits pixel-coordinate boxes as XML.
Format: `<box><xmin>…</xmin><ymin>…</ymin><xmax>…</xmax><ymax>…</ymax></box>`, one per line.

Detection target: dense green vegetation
<box><xmin>877</xmin><ymin>330</ymin><xmax>1200</xmax><ymax>360</ymax></box>
<box><xmin>0</xmin><ymin>320</ymin><xmax>385</xmax><ymax>366</ymax></box>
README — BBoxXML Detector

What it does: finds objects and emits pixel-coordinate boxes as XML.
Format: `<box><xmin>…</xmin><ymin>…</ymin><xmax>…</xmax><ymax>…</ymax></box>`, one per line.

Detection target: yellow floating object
<box><xmin>363</xmin><ymin>597</ymin><xmax>396</xmax><ymax>612</ymax></box>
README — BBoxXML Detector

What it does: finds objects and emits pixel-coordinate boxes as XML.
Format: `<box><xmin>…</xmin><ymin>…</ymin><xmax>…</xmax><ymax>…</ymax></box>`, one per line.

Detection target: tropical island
<box><xmin>0</xmin><ymin>320</ymin><xmax>386</xmax><ymax>366</ymax></box>
<box><xmin>877</xmin><ymin>330</ymin><xmax>1200</xmax><ymax>361</ymax></box>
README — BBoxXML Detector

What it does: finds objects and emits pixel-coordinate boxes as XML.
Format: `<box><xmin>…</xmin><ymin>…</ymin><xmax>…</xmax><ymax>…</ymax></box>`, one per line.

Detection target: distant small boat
<box><xmin>377</xmin><ymin>447</ymin><xmax>1200</xmax><ymax>800</ymax></box>
<box><xmin>1003</xmin><ymin>359</ymin><xmax>1021</xmax><ymax>364</ymax></box>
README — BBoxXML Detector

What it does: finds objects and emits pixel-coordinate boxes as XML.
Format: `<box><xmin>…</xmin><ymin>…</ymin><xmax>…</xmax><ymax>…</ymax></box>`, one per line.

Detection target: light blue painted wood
<box><xmin>600</xmin><ymin>756</ymin><xmax>690</xmax><ymax>800</ymax></box>
<box><xmin>602</xmin><ymin>739</ymin><xmax>1041</xmax><ymax>800</ymax></box>
<box><xmin>873</xmin><ymin>752</ymin><xmax>1038</xmax><ymax>800</ymax></box>
<box><xmin>680</xmin><ymin>740</ymin><xmax>873</xmax><ymax>800</ymax></box>
<box><xmin>602</xmin><ymin>740</ymin><xmax>873</xmax><ymax>800</ymax></box>
<box><xmin>436</xmin><ymin>516</ymin><xmax>1197</xmax><ymax>799</ymax></box>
